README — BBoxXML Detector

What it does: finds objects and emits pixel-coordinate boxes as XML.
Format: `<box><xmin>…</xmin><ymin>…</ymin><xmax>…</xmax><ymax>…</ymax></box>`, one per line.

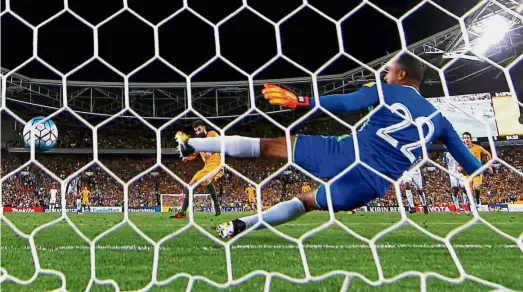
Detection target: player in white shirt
<box><xmin>402</xmin><ymin>165</ymin><xmax>428</xmax><ymax>214</ymax></box>
<box><xmin>49</xmin><ymin>188</ymin><xmax>58</xmax><ymax>211</ymax></box>
<box><xmin>76</xmin><ymin>195</ymin><xmax>82</xmax><ymax>215</ymax></box>
<box><xmin>443</xmin><ymin>151</ymin><xmax>468</xmax><ymax>214</ymax></box>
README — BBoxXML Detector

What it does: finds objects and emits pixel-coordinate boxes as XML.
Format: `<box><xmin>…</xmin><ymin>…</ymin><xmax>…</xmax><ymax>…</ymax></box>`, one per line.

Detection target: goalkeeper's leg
<box><xmin>177</xmin><ymin>133</ymin><xmax>292</xmax><ymax>160</ymax></box>
<box><xmin>179</xmin><ymin>134</ymin><xmax>373</xmax><ymax>181</ymax></box>
<box><xmin>217</xmin><ymin>168</ymin><xmax>378</xmax><ymax>239</ymax></box>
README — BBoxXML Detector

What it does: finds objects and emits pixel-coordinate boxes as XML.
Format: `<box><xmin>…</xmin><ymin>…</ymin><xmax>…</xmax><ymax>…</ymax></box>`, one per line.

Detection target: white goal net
<box><xmin>160</xmin><ymin>193</ymin><xmax>213</xmax><ymax>213</ymax></box>
<box><xmin>1</xmin><ymin>0</ymin><xmax>523</xmax><ymax>291</ymax></box>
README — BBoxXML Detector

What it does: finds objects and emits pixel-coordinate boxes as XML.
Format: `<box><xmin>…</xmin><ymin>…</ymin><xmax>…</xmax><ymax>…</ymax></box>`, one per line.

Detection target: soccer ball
<box><xmin>22</xmin><ymin>116</ymin><xmax>58</xmax><ymax>152</ymax></box>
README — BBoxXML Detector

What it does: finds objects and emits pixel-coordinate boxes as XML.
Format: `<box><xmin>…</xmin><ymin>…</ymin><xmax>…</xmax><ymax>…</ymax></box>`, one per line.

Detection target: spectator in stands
<box><xmin>2</xmin><ymin>120</ymin><xmax>521</xmax><ymax>209</ymax></box>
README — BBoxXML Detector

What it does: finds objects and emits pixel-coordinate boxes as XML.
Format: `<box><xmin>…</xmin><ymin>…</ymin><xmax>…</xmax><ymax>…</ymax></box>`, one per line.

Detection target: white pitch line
<box><xmin>0</xmin><ymin>244</ymin><xmax>520</xmax><ymax>252</ymax></box>
<box><xmin>252</xmin><ymin>222</ymin><xmax>522</xmax><ymax>226</ymax></box>
<box><xmin>62</xmin><ymin>222</ymin><xmax>523</xmax><ymax>227</ymax></box>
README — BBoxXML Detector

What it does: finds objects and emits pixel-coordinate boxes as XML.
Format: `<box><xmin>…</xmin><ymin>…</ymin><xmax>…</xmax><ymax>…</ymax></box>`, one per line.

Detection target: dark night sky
<box><xmin>1</xmin><ymin>0</ymin><xmax>484</xmax><ymax>82</ymax></box>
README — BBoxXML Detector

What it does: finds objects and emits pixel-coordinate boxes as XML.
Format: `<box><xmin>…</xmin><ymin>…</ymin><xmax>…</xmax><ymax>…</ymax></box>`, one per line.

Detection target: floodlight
<box><xmin>473</xmin><ymin>14</ymin><xmax>512</xmax><ymax>54</ymax></box>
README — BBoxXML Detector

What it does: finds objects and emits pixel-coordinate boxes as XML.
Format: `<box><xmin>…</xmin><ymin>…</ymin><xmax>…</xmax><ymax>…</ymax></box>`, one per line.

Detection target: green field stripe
<box><xmin>1</xmin><ymin>243</ymin><xmax>520</xmax><ymax>252</ymax></box>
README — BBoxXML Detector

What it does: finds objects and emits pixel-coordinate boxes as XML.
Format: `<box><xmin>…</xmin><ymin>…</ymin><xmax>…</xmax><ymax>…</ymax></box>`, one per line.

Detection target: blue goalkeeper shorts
<box><xmin>293</xmin><ymin>134</ymin><xmax>380</xmax><ymax>211</ymax></box>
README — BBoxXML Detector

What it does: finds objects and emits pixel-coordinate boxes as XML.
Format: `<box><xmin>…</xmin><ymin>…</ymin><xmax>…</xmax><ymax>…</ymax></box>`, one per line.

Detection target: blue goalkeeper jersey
<box><xmin>309</xmin><ymin>82</ymin><xmax>482</xmax><ymax>193</ymax></box>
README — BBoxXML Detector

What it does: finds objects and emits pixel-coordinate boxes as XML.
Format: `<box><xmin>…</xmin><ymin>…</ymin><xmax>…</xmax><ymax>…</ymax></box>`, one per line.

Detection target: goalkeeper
<box><xmin>171</xmin><ymin>120</ymin><xmax>223</xmax><ymax>219</ymax></box>
<box><xmin>176</xmin><ymin>54</ymin><xmax>484</xmax><ymax>238</ymax></box>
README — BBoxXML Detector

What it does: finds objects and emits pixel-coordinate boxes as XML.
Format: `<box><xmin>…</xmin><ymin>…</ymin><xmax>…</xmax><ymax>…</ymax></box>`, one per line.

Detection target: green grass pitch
<box><xmin>1</xmin><ymin>212</ymin><xmax>522</xmax><ymax>291</ymax></box>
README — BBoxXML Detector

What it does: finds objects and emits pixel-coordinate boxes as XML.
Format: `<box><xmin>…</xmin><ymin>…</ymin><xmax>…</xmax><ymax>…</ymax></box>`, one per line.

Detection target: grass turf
<box><xmin>1</xmin><ymin>212</ymin><xmax>522</xmax><ymax>291</ymax></box>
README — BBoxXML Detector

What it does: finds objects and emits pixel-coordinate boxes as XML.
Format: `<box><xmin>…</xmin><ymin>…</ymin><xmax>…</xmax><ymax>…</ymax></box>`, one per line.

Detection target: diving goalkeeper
<box><xmin>175</xmin><ymin>54</ymin><xmax>483</xmax><ymax>238</ymax></box>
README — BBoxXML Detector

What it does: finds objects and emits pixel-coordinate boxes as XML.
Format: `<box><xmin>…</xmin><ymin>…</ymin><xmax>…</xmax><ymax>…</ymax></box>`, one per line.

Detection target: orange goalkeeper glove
<box><xmin>262</xmin><ymin>83</ymin><xmax>310</xmax><ymax>110</ymax></box>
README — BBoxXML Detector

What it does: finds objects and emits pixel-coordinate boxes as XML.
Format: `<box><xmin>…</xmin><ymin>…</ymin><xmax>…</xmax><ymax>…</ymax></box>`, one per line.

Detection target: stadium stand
<box><xmin>2</xmin><ymin>118</ymin><xmax>522</xmax><ymax>210</ymax></box>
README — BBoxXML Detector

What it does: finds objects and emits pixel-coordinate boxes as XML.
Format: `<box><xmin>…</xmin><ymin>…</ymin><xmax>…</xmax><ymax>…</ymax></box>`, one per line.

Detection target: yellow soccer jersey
<box><xmin>302</xmin><ymin>184</ymin><xmax>311</xmax><ymax>193</ymax></box>
<box><xmin>246</xmin><ymin>186</ymin><xmax>256</xmax><ymax>203</ymax></box>
<box><xmin>81</xmin><ymin>189</ymin><xmax>90</xmax><ymax>203</ymax></box>
<box><xmin>200</xmin><ymin>131</ymin><xmax>221</xmax><ymax>167</ymax></box>
<box><xmin>468</xmin><ymin>144</ymin><xmax>490</xmax><ymax>162</ymax></box>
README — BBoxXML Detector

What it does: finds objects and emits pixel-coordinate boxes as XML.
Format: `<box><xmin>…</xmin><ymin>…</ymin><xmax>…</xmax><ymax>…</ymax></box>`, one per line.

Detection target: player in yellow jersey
<box><xmin>172</xmin><ymin>120</ymin><xmax>223</xmax><ymax>219</ymax></box>
<box><xmin>81</xmin><ymin>187</ymin><xmax>90</xmax><ymax>213</ymax></box>
<box><xmin>462</xmin><ymin>132</ymin><xmax>493</xmax><ymax>206</ymax></box>
<box><xmin>301</xmin><ymin>183</ymin><xmax>311</xmax><ymax>193</ymax></box>
<box><xmin>245</xmin><ymin>185</ymin><xmax>256</xmax><ymax>210</ymax></box>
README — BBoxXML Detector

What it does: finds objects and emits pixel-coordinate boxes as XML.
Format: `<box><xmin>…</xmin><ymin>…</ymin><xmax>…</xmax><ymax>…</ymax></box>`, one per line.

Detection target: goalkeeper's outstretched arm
<box><xmin>308</xmin><ymin>83</ymin><xmax>379</xmax><ymax>113</ymax></box>
<box><xmin>180</xmin><ymin>83</ymin><xmax>380</xmax><ymax>161</ymax></box>
<box><xmin>263</xmin><ymin>82</ymin><xmax>379</xmax><ymax>113</ymax></box>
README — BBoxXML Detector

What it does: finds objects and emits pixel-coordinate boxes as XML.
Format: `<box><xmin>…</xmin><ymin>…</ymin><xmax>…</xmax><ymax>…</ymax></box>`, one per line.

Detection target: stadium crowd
<box><xmin>9</xmin><ymin>114</ymin><xmax>358</xmax><ymax>150</ymax></box>
<box><xmin>2</xmin><ymin>117</ymin><xmax>522</xmax><ymax>210</ymax></box>
<box><xmin>2</xmin><ymin>145</ymin><xmax>522</xmax><ymax>210</ymax></box>
<box><xmin>371</xmin><ymin>147</ymin><xmax>523</xmax><ymax>207</ymax></box>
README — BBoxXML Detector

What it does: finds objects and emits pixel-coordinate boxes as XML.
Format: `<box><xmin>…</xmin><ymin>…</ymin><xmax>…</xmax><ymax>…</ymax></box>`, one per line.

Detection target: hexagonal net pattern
<box><xmin>1</xmin><ymin>0</ymin><xmax>523</xmax><ymax>291</ymax></box>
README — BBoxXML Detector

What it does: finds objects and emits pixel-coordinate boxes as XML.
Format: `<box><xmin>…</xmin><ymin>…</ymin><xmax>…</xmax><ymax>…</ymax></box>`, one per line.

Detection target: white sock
<box><xmin>419</xmin><ymin>192</ymin><xmax>427</xmax><ymax>206</ymax></box>
<box><xmin>406</xmin><ymin>190</ymin><xmax>414</xmax><ymax>208</ymax></box>
<box><xmin>239</xmin><ymin>197</ymin><xmax>306</xmax><ymax>229</ymax></box>
<box><xmin>452</xmin><ymin>195</ymin><xmax>460</xmax><ymax>209</ymax></box>
<box><xmin>188</xmin><ymin>136</ymin><xmax>261</xmax><ymax>158</ymax></box>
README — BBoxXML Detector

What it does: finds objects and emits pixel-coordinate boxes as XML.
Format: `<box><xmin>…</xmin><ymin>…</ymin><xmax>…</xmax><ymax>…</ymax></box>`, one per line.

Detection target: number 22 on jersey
<box><xmin>376</xmin><ymin>103</ymin><xmax>435</xmax><ymax>163</ymax></box>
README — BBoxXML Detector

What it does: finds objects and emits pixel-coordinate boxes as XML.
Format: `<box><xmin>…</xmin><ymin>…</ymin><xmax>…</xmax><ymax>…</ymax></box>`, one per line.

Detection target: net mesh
<box><xmin>160</xmin><ymin>194</ymin><xmax>212</xmax><ymax>211</ymax></box>
<box><xmin>1</xmin><ymin>0</ymin><xmax>523</xmax><ymax>291</ymax></box>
